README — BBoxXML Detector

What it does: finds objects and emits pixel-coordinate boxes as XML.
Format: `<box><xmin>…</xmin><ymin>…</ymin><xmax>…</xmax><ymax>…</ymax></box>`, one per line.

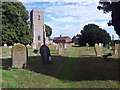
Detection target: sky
<box><xmin>19</xmin><ymin>0</ymin><xmax>119</xmax><ymax>39</ymax></box>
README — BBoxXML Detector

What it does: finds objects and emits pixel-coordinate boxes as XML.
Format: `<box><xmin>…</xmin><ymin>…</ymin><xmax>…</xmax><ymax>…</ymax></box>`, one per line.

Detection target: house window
<box><xmin>38</xmin><ymin>35</ymin><xmax>40</xmax><ymax>40</ymax></box>
<box><xmin>38</xmin><ymin>15</ymin><xmax>40</xmax><ymax>20</ymax></box>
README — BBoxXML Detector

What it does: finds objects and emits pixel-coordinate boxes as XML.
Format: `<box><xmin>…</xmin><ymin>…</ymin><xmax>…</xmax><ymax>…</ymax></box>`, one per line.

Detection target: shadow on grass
<box><xmin>2</xmin><ymin>55</ymin><xmax>119</xmax><ymax>81</ymax></box>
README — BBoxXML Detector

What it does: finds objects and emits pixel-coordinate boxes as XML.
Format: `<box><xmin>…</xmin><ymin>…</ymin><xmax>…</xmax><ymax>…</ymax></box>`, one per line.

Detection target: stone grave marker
<box><xmin>99</xmin><ymin>43</ymin><xmax>102</xmax><ymax>51</ymax></box>
<box><xmin>12</xmin><ymin>44</ymin><xmax>27</xmax><ymax>68</ymax></box>
<box><xmin>26</xmin><ymin>44</ymin><xmax>31</xmax><ymax>48</ymax></box>
<box><xmin>58</xmin><ymin>43</ymin><xmax>64</xmax><ymax>54</ymax></box>
<box><xmin>94</xmin><ymin>43</ymin><xmax>102</xmax><ymax>56</ymax></box>
<box><xmin>86</xmin><ymin>43</ymin><xmax>89</xmax><ymax>50</ymax></box>
<box><xmin>114</xmin><ymin>44</ymin><xmax>118</xmax><ymax>54</ymax></box>
<box><xmin>4</xmin><ymin>43</ymin><xmax>7</xmax><ymax>47</ymax></box>
<box><xmin>31</xmin><ymin>43</ymin><xmax>36</xmax><ymax>49</ymax></box>
<box><xmin>118</xmin><ymin>44</ymin><xmax>120</xmax><ymax>58</ymax></box>
<box><xmin>55</xmin><ymin>44</ymin><xmax>59</xmax><ymax>50</ymax></box>
<box><xmin>66</xmin><ymin>43</ymin><xmax>72</xmax><ymax>51</ymax></box>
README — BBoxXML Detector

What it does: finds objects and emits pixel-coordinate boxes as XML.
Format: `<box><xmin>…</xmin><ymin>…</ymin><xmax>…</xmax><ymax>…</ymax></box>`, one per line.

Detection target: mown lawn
<box><xmin>1</xmin><ymin>46</ymin><xmax>119</xmax><ymax>88</ymax></box>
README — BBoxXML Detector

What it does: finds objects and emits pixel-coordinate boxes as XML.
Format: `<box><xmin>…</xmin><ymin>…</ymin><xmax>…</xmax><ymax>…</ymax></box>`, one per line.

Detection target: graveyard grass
<box><xmin>1</xmin><ymin>45</ymin><xmax>119</xmax><ymax>88</ymax></box>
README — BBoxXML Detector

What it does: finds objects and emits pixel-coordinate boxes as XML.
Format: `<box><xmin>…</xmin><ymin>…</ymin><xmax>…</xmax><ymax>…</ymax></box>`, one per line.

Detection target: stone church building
<box><xmin>30</xmin><ymin>10</ymin><xmax>45</xmax><ymax>47</ymax></box>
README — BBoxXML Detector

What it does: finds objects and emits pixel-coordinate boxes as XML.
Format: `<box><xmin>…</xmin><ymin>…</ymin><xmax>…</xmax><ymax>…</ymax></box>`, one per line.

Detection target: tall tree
<box><xmin>45</xmin><ymin>24</ymin><xmax>52</xmax><ymax>37</ymax></box>
<box><xmin>79</xmin><ymin>24</ymin><xmax>111</xmax><ymax>46</ymax></box>
<box><xmin>2</xmin><ymin>2</ymin><xmax>32</xmax><ymax>45</ymax></box>
<box><xmin>97</xmin><ymin>0</ymin><xmax>120</xmax><ymax>36</ymax></box>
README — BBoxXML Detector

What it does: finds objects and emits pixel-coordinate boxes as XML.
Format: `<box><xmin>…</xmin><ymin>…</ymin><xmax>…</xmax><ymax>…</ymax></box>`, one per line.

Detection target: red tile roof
<box><xmin>53</xmin><ymin>36</ymin><xmax>72</xmax><ymax>43</ymax></box>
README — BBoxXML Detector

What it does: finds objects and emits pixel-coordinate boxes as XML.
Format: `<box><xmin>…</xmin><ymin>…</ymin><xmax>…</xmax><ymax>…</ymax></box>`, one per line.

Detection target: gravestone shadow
<box><xmin>1</xmin><ymin>55</ymin><xmax>119</xmax><ymax>81</ymax></box>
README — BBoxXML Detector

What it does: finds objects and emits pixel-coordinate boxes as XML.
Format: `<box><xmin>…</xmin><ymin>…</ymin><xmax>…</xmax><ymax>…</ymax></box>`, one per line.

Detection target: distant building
<box><xmin>72</xmin><ymin>36</ymin><xmax>80</xmax><ymax>45</ymax></box>
<box><xmin>30</xmin><ymin>10</ymin><xmax>44</xmax><ymax>45</ymax></box>
<box><xmin>53</xmin><ymin>35</ymin><xmax>72</xmax><ymax>44</ymax></box>
<box><xmin>53</xmin><ymin>35</ymin><xmax>72</xmax><ymax>48</ymax></box>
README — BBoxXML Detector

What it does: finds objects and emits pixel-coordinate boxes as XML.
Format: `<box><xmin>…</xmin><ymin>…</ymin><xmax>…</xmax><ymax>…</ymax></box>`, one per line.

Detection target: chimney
<box><xmin>60</xmin><ymin>35</ymin><xmax>62</xmax><ymax>37</ymax></box>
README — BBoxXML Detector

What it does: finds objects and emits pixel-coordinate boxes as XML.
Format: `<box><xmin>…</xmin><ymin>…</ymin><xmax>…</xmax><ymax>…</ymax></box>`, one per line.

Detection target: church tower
<box><xmin>30</xmin><ymin>10</ymin><xmax>44</xmax><ymax>45</ymax></box>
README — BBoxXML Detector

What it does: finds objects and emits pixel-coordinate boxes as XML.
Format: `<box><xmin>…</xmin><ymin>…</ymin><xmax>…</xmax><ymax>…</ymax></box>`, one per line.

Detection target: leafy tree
<box><xmin>97</xmin><ymin>0</ymin><xmax>120</xmax><ymax>36</ymax></box>
<box><xmin>2</xmin><ymin>2</ymin><xmax>32</xmax><ymax>45</ymax></box>
<box><xmin>45</xmin><ymin>24</ymin><xmax>52</xmax><ymax>37</ymax></box>
<box><xmin>79</xmin><ymin>24</ymin><xmax>111</xmax><ymax>46</ymax></box>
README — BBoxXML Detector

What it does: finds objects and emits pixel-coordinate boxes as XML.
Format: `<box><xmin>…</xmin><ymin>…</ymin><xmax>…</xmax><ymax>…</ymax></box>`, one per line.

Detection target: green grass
<box><xmin>1</xmin><ymin>46</ymin><xmax>119</xmax><ymax>88</ymax></box>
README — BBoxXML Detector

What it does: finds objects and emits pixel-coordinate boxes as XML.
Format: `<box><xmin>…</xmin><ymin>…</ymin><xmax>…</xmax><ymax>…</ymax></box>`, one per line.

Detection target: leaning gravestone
<box><xmin>118</xmin><ymin>44</ymin><xmax>120</xmax><ymax>58</ymax></box>
<box><xmin>12</xmin><ymin>44</ymin><xmax>27</xmax><ymax>68</ymax></box>
<box><xmin>114</xmin><ymin>44</ymin><xmax>118</xmax><ymax>54</ymax></box>
<box><xmin>40</xmin><ymin>45</ymin><xmax>52</xmax><ymax>63</ymax></box>
<box><xmin>58</xmin><ymin>43</ymin><xmax>64</xmax><ymax>54</ymax></box>
<box><xmin>86</xmin><ymin>43</ymin><xmax>89</xmax><ymax>50</ymax></box>
<box><xmin>94</xmin><ymin>43</ymin><xmax>102</xmax><ymax>56</ymax></box>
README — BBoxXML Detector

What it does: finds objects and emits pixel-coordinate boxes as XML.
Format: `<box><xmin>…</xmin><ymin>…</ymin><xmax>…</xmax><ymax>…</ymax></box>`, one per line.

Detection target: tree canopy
<box><xmin>79</xmin><ymin>24</ymin><xmax>111</xmax><ymax>46</ymax></box>
<box><xmin>45</xmin><ymin>24</ymin><xmax>52</xmax><ymax>37</ymax></box>
<box><xmin>97</xmin><ymin>0</ymin><xmax>120</xmax><ymax>36</ymax></box>
<box><xmin>2</xmin><ymin>2</ymin><xmax>32</xmax><ymax>45</ymax></box>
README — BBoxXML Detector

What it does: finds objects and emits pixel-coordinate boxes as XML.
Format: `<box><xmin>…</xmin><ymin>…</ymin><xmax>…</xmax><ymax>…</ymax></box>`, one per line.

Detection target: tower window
<box><xmin>38</xmin><ymin>35</ymin><xmax>40</xmax><ymax>40</ymax></box>
<box><xmin>38</xmin><ymin>15</ymin><xmax>40</xmax><ymax>20</ymax></box>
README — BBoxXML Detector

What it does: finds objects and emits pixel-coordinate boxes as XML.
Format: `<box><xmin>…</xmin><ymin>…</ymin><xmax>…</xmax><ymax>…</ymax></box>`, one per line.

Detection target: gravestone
<box><xmin>114</xmin><ymin>44</ymin><xmax>118</xmax><ymax>54</ymax></box>
<box><xmin>26</xmin><ymin>44</ymin><xmax>31</xmax><ymax>48</ymax></box>
<box><xmin>86</xmin><ymin>43</ymin><xmax>89</xmax><ymax>50</ymax></box>
<box><xmin>31</xmin><ymin>43</ymin><xmax>36</xmax><ymax>49</ymax></box>
<box><xmin>66</xmin><ymin>43</ymin><xmax>72</xmax><ymax>51</ymax></box>
<box><xmin>64</xmin><ymin>44</ymin><xmax>67</xmax><ymax>49</ymax></box>
<box><xmin>40</xmin><ymin>45</ymin><xmax>52</xmax><ymax>63</ymax></box>
<box><xmin>118</xmin><ymin>44</ymin><xmax>120</xmax><ymax>58</ymax></box>
<box><xmin>94</xmin><ymin>43</ymin><xmax>102</xmax><ymax>56</ymax></box>
<box><xmin>101</xmin><ymin>43</ymin><xmax>103</xmax><ymax>51</ymax></box>
<box><xmin>99</xmin><ymin>43</ymin><xmax>102</xmax><ymax>51</ymax></box>
<box><xmin>12</xmin><ymin>44</ymin><xmax>27</xmax><ymax>68</ymax></box>
<box><xmin>58</xmin><ymin>43</ymin><xmax>64</xmax><ymax>54</ymax></box>
<box><xmin>4</xmin><ymin>43</ymin><xmax>7</xmax><ymax>47</ymax></box>
<box><xmin>55</xmin><ymin>44</ymin><xmax>59</xmax><ymax>50</ymax></box>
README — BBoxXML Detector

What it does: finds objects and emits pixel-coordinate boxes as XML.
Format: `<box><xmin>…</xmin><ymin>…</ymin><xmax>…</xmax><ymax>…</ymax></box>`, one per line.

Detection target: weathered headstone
<box><xmin>64</xmin><ymin>43</ymin><xmax>67</xmax><ymax>49</ymax></box>
<box><xmin>12</xmin><ymin>44</ymin><xmax>27</xmax><ymax>68</ymax></box>
<box><xmin>66</xmin><ymin>43</ymin><xmax>72</xmax><ymax>51</ymax></box>
<box><xmin>55</xmin><ymin>44</ymin><xmax>59</xmax><ymax>50</ymax></box>
<box><xmin>40</xmin><ymin>45</ymin><xmax>52</xmax><ymax>63</ymax></box>
<box><xmin>26</xmin><ymin>44</ymin><xmax>31</xmax><ymax>48</ymax></box>
<box><xmin>101</xmin><ymin>43</ymin><xmax>103</xmax><ymax>51</ymax></box>
<box><xmin>99</xmin><ymin>43</ymin><xmax>102</xmax><ymax>51</ymax></box>
<box><xmin>86</xmin><ymin>43</ymin><xmax>89</xmax><ymax>50</ymax></box>
<box><xmin>58</xmin><ymin>43</ymin><xmax>64</xmax><ymax>54</ymax></box>
<box><xmin>31</xmin><ymin>43</ymin><xmax>36</xmax><ymax>49</ymax></box>
<box><xmin>118</xmin><ymin>44</ymin><xmax>120</xmax><ymax>58</ymax></box>
<box><xmin>94</xmin><ymin>43</ymin><xmax>102</xmax><ymax>56</ymax></box>
<box><xmin>4</xmin><ymin>43</ymin><xmax>7</xmax><ymax>47</ymax></box>
<box><xmin>114</xmin><ymin>44</ymin><xmax>118</xmax><ymax>54</ymax></box>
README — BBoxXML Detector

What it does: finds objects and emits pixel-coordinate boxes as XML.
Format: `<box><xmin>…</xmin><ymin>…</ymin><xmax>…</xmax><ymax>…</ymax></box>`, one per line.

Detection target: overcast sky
<box><xmin>20</xmin><ymin>0</ymin><xmax>119</xmax><ymax>39</ymax></box>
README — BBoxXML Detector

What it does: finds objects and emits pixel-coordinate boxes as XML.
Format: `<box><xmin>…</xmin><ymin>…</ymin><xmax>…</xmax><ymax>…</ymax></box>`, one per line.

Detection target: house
<box><xmin>72</xmin><ymin>36</ymin><xmax>80</xmax><ymax>45</ymax></box>
<box><xmin>53</xmin><ymin>35</ymin><xmax>72</xmax><ymax>43</ymax></box>
<box><xmin>53</xmin><ymin>35</ymin><xmax>72</xmax><ymax>48</ymax></box>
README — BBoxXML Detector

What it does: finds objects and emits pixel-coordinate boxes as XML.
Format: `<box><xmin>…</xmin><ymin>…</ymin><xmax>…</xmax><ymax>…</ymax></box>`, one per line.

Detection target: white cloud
<box><xmin>22</xmin><ymin>1</ymin><xmax>118</xmax><ymax>38</ymax></box>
